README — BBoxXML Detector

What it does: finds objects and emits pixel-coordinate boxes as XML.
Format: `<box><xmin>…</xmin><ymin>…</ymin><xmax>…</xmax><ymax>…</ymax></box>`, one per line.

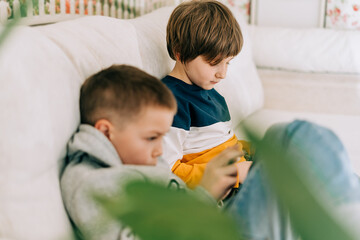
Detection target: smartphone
<box><xmin>227</xmin><ymin>151</ymin><xmax>245</xmax><ymax>165</ymax></box>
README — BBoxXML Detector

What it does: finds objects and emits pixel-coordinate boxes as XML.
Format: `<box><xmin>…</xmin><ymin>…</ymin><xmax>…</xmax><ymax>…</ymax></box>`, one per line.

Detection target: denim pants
<box><xmin>226</xmin><ymin>120</ymin><xmax>360</xmax><ymax>240</ymax></box>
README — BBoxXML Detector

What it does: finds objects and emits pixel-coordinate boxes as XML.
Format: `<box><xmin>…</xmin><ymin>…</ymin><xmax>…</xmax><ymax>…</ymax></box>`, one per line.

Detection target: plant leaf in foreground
<box><xmin>96</xmin><ymin>180</ymin><xmax>242</xmax><ymax>240</ymax></box>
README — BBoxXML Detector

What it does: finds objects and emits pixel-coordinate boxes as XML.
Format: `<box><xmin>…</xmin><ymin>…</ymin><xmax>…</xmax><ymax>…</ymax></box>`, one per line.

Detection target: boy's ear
<box><xmin>175</xmin><ymin>52</ymin><xmax>181</xmax><ymax>61</ymax></box>
<box><xmin>94</xmin><ymin>119</ymin><xmax>112</xmax><ymax>139</ymax></box>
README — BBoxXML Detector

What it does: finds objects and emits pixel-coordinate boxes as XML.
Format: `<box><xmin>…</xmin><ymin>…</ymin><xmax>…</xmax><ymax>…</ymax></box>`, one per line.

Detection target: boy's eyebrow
<box><xmin>147</xmin><ymin>130</ymin><xmax>168</xmax><ymax>135</ymax></box>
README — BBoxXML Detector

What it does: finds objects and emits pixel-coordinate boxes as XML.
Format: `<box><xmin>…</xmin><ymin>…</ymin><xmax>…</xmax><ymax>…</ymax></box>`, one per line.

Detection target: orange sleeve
<box><xmin>238</xmin><ymin>140</ymin><xmax>254</xmax><ymax>155</ymax></box>
<box><xmin>171</xmin><ymin>161</ymin><xmax>208</xmax><ymax>189</ymax></box>
<box><xmin>171</xmin><ymin>135</ymin><xmax>247</xmax><ymax>189</ymax></box>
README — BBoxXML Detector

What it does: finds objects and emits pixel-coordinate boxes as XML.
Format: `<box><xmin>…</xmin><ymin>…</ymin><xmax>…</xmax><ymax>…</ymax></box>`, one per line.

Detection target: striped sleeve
<box><xmin>162</xmin><ymin>126</ymin><xmax>188</xmax><ymax>168</ymax></box>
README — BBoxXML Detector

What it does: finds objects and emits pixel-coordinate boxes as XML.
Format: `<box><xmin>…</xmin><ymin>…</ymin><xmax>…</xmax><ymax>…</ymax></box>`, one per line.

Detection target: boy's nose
<box><xmin>216</xmin><ymin>73</ymin><xmax>225</xmax><ymax>79</ymax></box>
<box><xmin>152</xmin><ymin>143</ymin><xmax>163</xmax><ymax>158</ymax></box>
<box><xmin>215</xmin><ymin>65</ymin><xmax>227</xmax><ymax>79</ymax></box>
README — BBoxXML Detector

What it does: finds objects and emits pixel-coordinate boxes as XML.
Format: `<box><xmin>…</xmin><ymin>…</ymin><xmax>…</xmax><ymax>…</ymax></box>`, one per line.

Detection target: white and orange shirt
<box><xmin>162</xmin><ymin>75</ymin><xmax>246</xmax><ymax>189</ymax></box>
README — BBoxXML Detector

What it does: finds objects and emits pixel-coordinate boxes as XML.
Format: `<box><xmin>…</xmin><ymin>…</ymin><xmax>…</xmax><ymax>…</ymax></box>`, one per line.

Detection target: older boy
<box><xmin>61</xmin><ymin>65</ymin><xmax>242</xmax><ymax>240</ymax></box>
<box><xmin>161</xmin><ymin>0</ymin><xmax>252</xmax><ymax>189</ymax></box>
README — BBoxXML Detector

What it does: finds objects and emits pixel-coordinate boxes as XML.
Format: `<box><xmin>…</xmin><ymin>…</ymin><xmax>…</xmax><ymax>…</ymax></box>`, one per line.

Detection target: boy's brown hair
<box><xmin>166</xmin><ymin>0</ymin><xmax>243</xmax><ymax>64</ymax></box>
<box><xmin>80</xmin><ymin>65</ymin><xmax>177</xmax><ymax>127</ymax></box>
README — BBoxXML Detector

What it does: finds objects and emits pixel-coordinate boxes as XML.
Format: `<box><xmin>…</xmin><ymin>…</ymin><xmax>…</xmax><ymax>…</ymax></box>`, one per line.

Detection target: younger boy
<box><xmin>162</xmin><ymin>0</ymin><xmax>253</xmax><ymax>189</ymax></box>
<box><xmin>60</xmin><ymin>65</ymin><xmax>241</xmax><ymax>240</ymax></box>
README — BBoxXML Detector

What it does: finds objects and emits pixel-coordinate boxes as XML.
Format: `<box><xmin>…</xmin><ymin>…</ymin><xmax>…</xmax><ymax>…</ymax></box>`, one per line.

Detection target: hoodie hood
<box><xmin>67</xmin><ymin>124</ymin><xmax>123</xmax><ymax>168</ymax></box>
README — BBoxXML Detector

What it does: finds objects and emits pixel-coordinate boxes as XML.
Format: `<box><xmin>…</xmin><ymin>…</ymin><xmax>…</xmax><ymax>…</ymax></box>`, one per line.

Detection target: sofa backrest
<box><xmin>0</xmin><ymin>25</ymin><xmax>80</xmax><ymax>239</ymax></box>
<box><xmin>129</xmin><ymin>7</ymin><xmax>175</xmax><ymax>79</ymax></box>
<box><xmin>0</xmin><ymin>6</ymin><xmax>263</xmax><ymax>240</ymax></box>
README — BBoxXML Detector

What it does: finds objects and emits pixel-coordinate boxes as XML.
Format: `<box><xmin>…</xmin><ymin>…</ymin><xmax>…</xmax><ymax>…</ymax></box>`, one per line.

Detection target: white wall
<box><xmin>253</xmin><ymin>0</ymin><xmax>326</xmax><ymax>28</ymax></box>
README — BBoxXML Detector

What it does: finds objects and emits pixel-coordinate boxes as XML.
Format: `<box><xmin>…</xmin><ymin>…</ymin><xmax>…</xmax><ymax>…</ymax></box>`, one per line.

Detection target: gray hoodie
<box><xmin>60</xmin><ymin>124</ymin><xmax>215</xmax><ymax>240</ymax></box>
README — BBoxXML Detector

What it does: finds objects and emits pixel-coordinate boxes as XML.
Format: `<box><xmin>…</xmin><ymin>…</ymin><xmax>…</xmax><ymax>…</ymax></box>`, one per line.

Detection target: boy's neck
<box><xmin>168</xmin><ymin>61</ymin><xmax>192</xmax><ymax>85</ymax></box>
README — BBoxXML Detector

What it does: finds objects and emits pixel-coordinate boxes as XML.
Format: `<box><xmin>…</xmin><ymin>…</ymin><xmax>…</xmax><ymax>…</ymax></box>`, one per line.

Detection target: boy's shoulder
<box><xmin>161</xmin><ymin>75</ymin><xmax>186</xmax><ymax>90</ymax></box>
<box><xmin>161</xmin><ymin>75</ymin><xmax>206</xmax><ymax>98</ymax></box>
<box><xmin>161</xmin><ymin>75</ymin><xmax>225</xmax><ymax>102</ymax></box>
<box><xmin>161</xmin><ymin>75</ymin><xmax>200</xmax><ymax>91</ymax></box>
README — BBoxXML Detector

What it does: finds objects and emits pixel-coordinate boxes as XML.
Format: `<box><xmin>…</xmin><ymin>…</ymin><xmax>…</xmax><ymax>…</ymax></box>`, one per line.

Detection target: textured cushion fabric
<box><xmin>249</xmin><ymin>25</ymin><xmax>360</xmax><ymax>74</ymax></box>
<box><xmin>0</xmin><ymin>26</ymin><xmax>77</xmax><ymax>240</ymax></box>
<box><xmin>129</xmin><ymin>7</ymin><xmax>176</xmax><ymax>79</ymax></box>
<box><xmin>37</xmin><ymin>16</ymin><xmax>143</xmax><ymax>81</ymax></box>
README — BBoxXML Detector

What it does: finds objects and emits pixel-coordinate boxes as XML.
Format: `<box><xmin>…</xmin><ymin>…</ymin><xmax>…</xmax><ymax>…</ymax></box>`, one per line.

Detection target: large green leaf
<box><xmin>96</xmin><ymin>181</ymin><xmax>242</xmax><ymax>240</ymax></box>
<box><xmin>243</xmin><ymin>126</ymin><xmax>355</xmax><ymax>240</ymax></box>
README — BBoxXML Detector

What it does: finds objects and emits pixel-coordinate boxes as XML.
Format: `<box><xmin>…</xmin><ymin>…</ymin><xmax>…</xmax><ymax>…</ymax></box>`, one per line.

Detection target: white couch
<box><xmin>0</xmin><ymin>6</ymin><xmax>359</xmax><ymax>240</ymax></box>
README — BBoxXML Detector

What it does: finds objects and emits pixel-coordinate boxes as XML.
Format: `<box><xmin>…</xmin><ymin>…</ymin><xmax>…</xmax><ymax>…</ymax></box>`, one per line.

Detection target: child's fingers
<box><xmin>221</xmin><ymin>163</ymin><xmax>238</xmax><ymax>177</ymax></box>
<box><xmin>201</xmin><ymin>151</ymin><xmax>240</xmax><ymax>200</ymax></box>
<box><xmin>210</xmin><ymin>147</ymin><xmax>243</xmax><ymax>167</ymax></box>
<box><xmin>222</xmin><ymin>176</ymin><xmax>238</xmax><ymax>192</ymax></box>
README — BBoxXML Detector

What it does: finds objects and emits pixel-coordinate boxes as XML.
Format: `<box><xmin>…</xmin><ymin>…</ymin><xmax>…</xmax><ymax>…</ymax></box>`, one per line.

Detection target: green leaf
<box><xmin>243</xmin><ymin>126</ymin><xmax>355</xmax><ymax>240</ymax></box>
<box><xmin>96</xmin><ymin>180</ymin><xmax>242</xmax><ymax>240</ymax></box>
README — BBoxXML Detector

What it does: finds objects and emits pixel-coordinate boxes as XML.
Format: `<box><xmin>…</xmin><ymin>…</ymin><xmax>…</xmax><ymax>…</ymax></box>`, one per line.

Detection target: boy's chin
<box><xmin>196</xmin><ymin>83</ymin><xmax>215</xmax><ymax>90</ymax></box>
<box><xmin>203</xmin><ymin>85</ymin><xmax>215</xmax><ymax>90</ymax></box>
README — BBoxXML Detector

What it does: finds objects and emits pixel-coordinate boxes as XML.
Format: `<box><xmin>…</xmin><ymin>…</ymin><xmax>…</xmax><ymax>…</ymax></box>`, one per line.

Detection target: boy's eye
<box><xmin>209</xmin><ymin>59</ymin><xmax>232</xmax><ymax>66</ymax></box>
<box><xmin>147</xmin><ymin>136</ymin><xmax>158</xmax><ymax>141</ymax></box>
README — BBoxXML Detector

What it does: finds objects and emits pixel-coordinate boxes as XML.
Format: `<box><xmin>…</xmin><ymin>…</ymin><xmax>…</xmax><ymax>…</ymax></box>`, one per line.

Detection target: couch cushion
<box><xmin>36</xmin><ymin>16</ymin><xmax>143</xmax><ymax>80</ymax></box>
<box><xmin>250</xmin><ymin>25</ymin><xmax>360</xmax><ymax>74</ymax></box>
<box><xmin>0</xmin><ymin>26</ymin><xmax>77</xmax><ymax>240</ymax></box>
<box><xmin>129</xmin><ymin>7</ymin><xmax>176</xmax><ymax>80</ymax></box>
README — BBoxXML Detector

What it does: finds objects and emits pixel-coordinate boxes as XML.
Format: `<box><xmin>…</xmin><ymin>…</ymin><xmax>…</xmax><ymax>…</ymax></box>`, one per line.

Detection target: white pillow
<box><xmin>37</xmin><ymin>16</ymin><xmax>143</xmax><ymax>81</ymax></box>
<box><xmin>250</xmin><ymin>25</ymin><xmax>360</xmax><ymax>74</ymax></box>
<box><xmin>129</xmin><ymin>7</ymin><xmax>176</xmax><ymax>79</ymax></box>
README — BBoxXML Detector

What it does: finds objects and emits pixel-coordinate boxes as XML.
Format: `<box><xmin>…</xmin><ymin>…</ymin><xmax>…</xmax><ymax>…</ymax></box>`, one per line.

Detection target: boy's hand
<box><xmin>199</xmin><ymin>147</ymin><xmax>243</xmax><ymax>201</ymax></box>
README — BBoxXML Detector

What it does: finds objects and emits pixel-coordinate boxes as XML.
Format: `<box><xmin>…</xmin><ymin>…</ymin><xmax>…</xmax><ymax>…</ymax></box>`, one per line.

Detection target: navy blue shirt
<box><xmin>162</xmin><ymin>75</ymin><xmax>231</xmax><ymax>131</ymax></box>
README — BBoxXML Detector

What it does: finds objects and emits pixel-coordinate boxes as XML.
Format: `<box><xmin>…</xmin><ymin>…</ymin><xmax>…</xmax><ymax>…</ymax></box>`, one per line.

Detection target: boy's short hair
<box><xmin>166</xmin><ymin>0</ymin><xmax>243</xmax><ymax>64</ymax></box>
<box><xmin>80</xmin><ymin>65</ymin><xmax>177</xmax><ymax>127</ymax></box>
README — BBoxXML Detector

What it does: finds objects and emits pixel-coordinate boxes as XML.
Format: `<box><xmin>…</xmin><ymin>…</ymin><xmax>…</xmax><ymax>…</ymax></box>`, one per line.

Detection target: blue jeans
<box><xmin>226</xmin><ymin>120</ymin><xmax>360</xmax><ymax>240</ymax></box>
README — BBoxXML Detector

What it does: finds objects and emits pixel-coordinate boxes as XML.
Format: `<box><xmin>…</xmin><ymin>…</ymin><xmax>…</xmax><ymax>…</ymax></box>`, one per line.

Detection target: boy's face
<box><xmin>183</xmin><ymin>55</ymin><xmax>233</xmax><ymax>90</ymax></box>
<box><xmin>108</xmin><ymin>106</ymin><xmax>175</xmax><ymax>166</ymax></box>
